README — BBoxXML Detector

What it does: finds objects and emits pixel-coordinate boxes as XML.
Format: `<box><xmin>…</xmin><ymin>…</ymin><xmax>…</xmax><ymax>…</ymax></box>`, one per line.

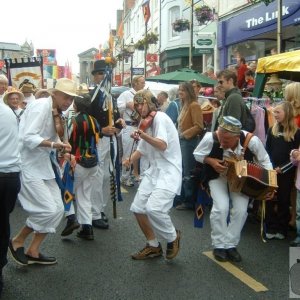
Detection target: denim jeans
<box><xmin>0</xmin><ymin>174</ymin><xmax>20</xmax><ymax>269</ymax></box>
<box><xmin>179</xmin><ymin>136</ymin><xmax>199</xmax><ymax>208</ymax></box>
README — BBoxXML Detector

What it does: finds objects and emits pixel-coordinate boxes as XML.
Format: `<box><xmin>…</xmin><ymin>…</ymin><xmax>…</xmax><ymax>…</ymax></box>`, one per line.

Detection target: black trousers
<box><xmin>0</xmin><ymin>174</ymin><xmax>20</xmax><ymax>269</ymax></box>
<box><xmin>266</xmin><ymin>170</ymin><xmax>295</xmax><ymax>235</ymax></box>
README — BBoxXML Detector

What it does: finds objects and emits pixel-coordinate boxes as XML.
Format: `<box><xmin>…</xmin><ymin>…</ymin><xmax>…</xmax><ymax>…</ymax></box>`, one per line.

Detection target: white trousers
<box><xmin>121</xmin><ymin>125</ymin><xmax>137</xmax><ymax>180</ymax></box>
<box><xmin>91</xmin><ymin>136</ymin><xmax>116</xmax><ymax>219</ymax></box>
<box><xmin>19</xmin><ymin>176</ymin><xmax>64</xmax><ymax>233</ymax></box>
<box><xmin>209</xmin><ymin>176</ymin><xmax>249</xmax><ymax>249</ymax></box>
<box><xmin>130</xmin><ymin>187</ymin><xmax>177</xmax><ymax>243</ymax></box>
<box><xmin>74</xmin><ymin>164</ymin><xmax>98</xmax><ymax>225</ymax></box>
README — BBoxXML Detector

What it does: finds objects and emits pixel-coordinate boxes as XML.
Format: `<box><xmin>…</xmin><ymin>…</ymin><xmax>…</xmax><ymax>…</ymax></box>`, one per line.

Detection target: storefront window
<box><xmin>227</xmin><ymin>40</ymin><xmax>265</xmax><ymax>65</ymax></box>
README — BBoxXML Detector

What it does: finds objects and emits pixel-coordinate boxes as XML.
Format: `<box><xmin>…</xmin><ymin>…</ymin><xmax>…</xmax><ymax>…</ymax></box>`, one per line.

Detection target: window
<box><xmin>169</xmin><ymin>6</ymin><xmax>180</xmax><ymax>39</ymax></box>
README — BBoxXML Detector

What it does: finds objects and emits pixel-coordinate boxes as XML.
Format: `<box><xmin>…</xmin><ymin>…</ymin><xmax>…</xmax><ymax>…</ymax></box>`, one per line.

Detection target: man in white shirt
<box><xmin>0</xmin><ymin>103</ymin><xmax>21</xmax><ymax>297</ymax></box>
<box><xmin>123</xmin><ymin>90</ymin><xmax>182</xmax><ymax>260</ymax></box>
<box><xmin>157</xmin><ymin>91</ymin><xmax>170</xmax><ymax>112</ymax></box>
<box><xmin>9</xmin><ymin>78</ymin><xmax>76</xmax><ymax>266</ymax></box>
<box><xmin>117</xmin><ymin>76</ymin><xmax>145</xmax><ymax>186</ymax></box>
<box><xmin>193</xmin><ymin>116</ymin><xmax>273</xmax><ymax>262</ymax></box>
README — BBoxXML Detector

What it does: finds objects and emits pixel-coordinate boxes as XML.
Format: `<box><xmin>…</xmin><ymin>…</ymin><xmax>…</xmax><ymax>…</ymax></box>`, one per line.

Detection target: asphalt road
<box><xmin>2</xmin><ymin>185</ymin><xmax>293</xmax><ymax>300</ymax></box>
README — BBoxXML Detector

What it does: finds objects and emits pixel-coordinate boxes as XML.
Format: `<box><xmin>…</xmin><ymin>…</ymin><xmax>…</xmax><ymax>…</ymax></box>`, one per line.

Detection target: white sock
<box><xmin>147</xmin><ymin>239</ymin><xmax>159</xmax><ymax>247</ymax></box>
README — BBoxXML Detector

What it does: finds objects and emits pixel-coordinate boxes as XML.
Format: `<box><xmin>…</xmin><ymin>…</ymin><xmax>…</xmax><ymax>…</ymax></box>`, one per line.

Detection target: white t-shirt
<box><xmin>137</xmin><ymin>111</ymin><xmax>182</xmax><ymax>194</ymax></box>
<box><xmin>0</xmin><ymin>104</ymin><xmax>21</xmax><ymax>172</ymax></box>
<box><xmin>117</xmin><ymin>88</ymin><xmax>136</xmax><ymax>121</ymax></box>
<box><xmin>19</xmin><ymin>97</ymin><xmax>59</xmax><ymax>180</ymax></box>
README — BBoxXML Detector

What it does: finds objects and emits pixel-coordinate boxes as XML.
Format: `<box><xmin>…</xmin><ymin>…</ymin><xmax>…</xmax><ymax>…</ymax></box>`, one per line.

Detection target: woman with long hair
<box><xmin>175</xmin><ymin>82</ymin><xmax>203</xmax><ymax>210</ymax></box>
<box><xmin>265</xmin><ymin>101</ymin><xmax>300</xmax><ymax>239</ymax></box>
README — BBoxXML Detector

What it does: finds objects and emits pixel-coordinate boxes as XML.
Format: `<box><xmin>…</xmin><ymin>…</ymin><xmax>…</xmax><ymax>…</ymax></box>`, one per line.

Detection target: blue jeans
<box><xmin>0</xmin><ymin>174</ymin><xmax>20</xmax><ymax>269</ymax></box>
<box><xmin>179</xmin><ymin>136</ymin><xmax>199</xmax><ymax>208</ymax></box>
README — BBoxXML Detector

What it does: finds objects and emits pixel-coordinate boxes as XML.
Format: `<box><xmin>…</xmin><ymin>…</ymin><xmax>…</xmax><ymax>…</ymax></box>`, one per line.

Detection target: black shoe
<box><xmin>101</xmin><ymin>212</ymin><xmax>108</xmax><ymax>222</ymax></box>
<box><xmin>77</xmin><ymin>225</ymin><xmax>94</xmax><ymax>240</ymax></box>
<box><xmin>226</xmin><ymin>248</ymin><xmax>242</xmax><ymax>262</ymax></box>
<box><xmin>26</xmin><ymin>253</ymin><xmax>57</xmax><ymax>265</ymax></box>
<box><xmin>92</xmin><ymin>219</ymin><xmax>109</xmax><ymax>229</ymax></box>
<box><xmin>8</xmin><ymin>240</ymin><xmax>28</xmax><ymax>266</ymax></box>
<box><xmin>61</xmin><ymin>219</ymin><xmax>80</xmax><ymax>236</ymax></box>
<box><xmin>213</xmin><ymin>248</ymin><xmax>227</xmax><ymax>262</ymax></box>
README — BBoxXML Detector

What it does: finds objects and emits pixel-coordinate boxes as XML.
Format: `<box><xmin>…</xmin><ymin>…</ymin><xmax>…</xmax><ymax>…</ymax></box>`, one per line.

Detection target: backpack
<box><xmin>242</xmin><ymin>104</ymin><xmax>256</xmax><ymax>133</ymax></box>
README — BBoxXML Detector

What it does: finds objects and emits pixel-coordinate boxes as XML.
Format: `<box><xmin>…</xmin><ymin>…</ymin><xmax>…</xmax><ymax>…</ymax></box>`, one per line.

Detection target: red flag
<box><xmin>142</xmin><ymin>0</ymin><xmax>151</xmax><ymax>24</ymax></box>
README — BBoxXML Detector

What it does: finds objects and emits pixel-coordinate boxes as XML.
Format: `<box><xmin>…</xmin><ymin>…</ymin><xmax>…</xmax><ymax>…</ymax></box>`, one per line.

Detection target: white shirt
<box><xmin>0</xmin><ymin>94</ymin><xmax>4</xmax><ymax>104</ymax></box>
<box><xmin>138</xmin><ymin>111</ymin><xmax>182</xmax><ymax>194</ymax></box>
<box><xmin>117</xmin><ymin>88</ymin><xmax>136</xmax><ymax>121</ymax></box>
<box><xmin>0</xmin><ymin>104</ymin><xmax>21</xmax><ymax>172</ymax></box>
<box><xmin>193</xmin><ymin>130</ymin><xmax>273</xmax><ymax>170</ymax></box>
<box><xmin>19</xmin><ymin>97</ymin><xmax>59</xmax><ymax>179</ymax></box>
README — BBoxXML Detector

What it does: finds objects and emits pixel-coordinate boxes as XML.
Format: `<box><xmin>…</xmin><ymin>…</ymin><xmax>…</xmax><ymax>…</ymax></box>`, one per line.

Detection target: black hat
<box><xmin>74</xmin><ymin>94</ymin><xmax>91</xmax><ymax>112</ymax></box>
<box><xmin>91</xmin><ymin>60</ymin><xmax>108</xmax><ymax>75</ymax></box>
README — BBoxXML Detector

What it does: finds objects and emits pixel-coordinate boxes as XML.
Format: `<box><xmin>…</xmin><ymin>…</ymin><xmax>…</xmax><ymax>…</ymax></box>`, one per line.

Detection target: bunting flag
<box><xmin>142</xmin><ymin>0</ymin><xmax>151</xmax><ymax>24</ymax></box>
<box><xmin>4</xmin><ymin>57</ymin><xmax>43</xmax><ymax>88</ymax></box>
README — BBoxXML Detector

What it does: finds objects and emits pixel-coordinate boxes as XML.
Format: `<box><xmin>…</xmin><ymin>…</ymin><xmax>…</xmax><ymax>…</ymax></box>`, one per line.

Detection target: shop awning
<box><xmin>256</xmin><ymin>49</ymin><xmax>300</xmax><ymax>75</ymax></box>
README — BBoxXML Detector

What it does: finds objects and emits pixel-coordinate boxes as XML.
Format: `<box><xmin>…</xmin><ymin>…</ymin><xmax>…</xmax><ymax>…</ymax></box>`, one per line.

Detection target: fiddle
<box><xmin>125</xmin><ymin>111</ymin><xmax>157</xmax><ymax>171</ymax></box>
<box><xmin>132</xmin><ymin>111</ymin><xmax>157</xmax><ymax>141</ymax></box>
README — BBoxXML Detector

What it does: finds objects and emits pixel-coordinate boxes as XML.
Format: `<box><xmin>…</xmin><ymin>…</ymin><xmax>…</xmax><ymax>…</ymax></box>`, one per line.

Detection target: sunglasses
<box><xmin>218</xmin><ymin>80</ymin><xmax>224</xmax><ymax>85</ymax></box>
<box><xmin>134</xmin><ymin>97</ymin><xmax>145</xmax><ymax>105</ymax></box>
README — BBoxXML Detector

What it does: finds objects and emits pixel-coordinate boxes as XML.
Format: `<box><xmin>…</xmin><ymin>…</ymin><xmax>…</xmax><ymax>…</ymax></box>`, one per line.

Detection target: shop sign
<box><xmin>132</xmin><ymin>68</ymin><xmax>144</xmax><ymax>75</ymax></box>
<box><xmin>195</xmin><ymin>33</ymin><xmax>215</xmax><ymax>49</ymax></box>
<box><xmin>195</xmin><ymin>48</ymin><xmax>213</xmax><ymax>54</ymax></box>
<box><xmin>243</xmin><ymin>3</ymin><xmax>300</xmax><ymax>30</ymax></box>
<box><xmin>146</xmin><ymin>53</ymin><xmax>158</xmax><ymax>62</ymax></box>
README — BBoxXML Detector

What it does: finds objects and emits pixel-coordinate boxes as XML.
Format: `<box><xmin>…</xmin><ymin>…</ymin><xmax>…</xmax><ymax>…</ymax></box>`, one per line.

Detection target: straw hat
<box><xmin>3</xmin><ymin>87</ymin><xmax>24</xmax><ymax>104</ymax></box>
<box><xmin>35</xmin><ymin>89</ymin><xmax>50</xmax><ymax>99</ymax></box>
<box><xmin>266</xmin><ymin>74</ymin><xmax>282</xmax><ymax>85</ymax></box>
<box><xmin>76</xmin><ymin>83</ymin><xmax>89</xmax><ymax>95</ymax></box>
<box><xmin>48</xmin><ymin>78</ymin><xmax>77</xmax><ymax>96</ymax></box>
<box><xmin>19</xmin><ymin>80</ymin><xmax>36</xmax><ymax>94</ymax></box>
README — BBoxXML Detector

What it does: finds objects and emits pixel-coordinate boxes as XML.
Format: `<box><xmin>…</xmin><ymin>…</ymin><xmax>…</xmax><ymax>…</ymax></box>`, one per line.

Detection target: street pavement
<box><xmin>2</xmin><ymin>185</ymin><xmax>293</xmax><ymax>300</ymax></box>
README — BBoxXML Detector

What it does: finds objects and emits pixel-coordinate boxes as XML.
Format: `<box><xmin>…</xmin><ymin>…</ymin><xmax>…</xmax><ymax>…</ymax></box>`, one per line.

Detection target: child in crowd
<box><xmin>265</xmin><ymin>101</ymin><xmax>300</xmax><ymax>239</ymax></box>
<box><xmin>290</xmin><ymin>147</ymin><xmax>300</xmax><ymax>247</ymax></box>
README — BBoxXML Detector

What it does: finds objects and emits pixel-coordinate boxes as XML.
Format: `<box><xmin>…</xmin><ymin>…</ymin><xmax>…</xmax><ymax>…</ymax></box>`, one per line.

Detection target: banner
<box><xmin>142</xmin><ymin>0</ymin><xmax>151</xmax><ymax>24</ymax></box>
<box><xmin>36</xmin><ymin>49</ymin><xmax>57</xmax><ymax>65</ymax></box>
<box><xmin>5</xmin><ymin>57</ymin><xmax>43</xmax><ymax>88</ymax></box>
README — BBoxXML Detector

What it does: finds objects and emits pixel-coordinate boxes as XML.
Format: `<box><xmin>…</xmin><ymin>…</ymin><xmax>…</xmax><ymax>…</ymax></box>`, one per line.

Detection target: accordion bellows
<box><xmin>225</xmin><ymin>159</ymin><xmax>278</xmax><ymax>200</ymax></box>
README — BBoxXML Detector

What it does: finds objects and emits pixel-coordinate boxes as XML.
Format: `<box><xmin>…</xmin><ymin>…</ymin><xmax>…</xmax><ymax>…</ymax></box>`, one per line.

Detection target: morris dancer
<box><xmin>193</xmin><ymin>116</ymin><xmax>273</xmax><ymax>262</ymax></box>
<box><xmin>89</xmin><ymin>59</ymin><xmax>125</xmax><ymax>229</ymax></box>
<box><xmin>123</xmin><ymin>90</ymin><xmax>181</xmax><ymax>260</ymax></box>
<box><xmin>9</xmin><ymin>78</ymin><xmax>76</xmax><ymax>265</ymax></box>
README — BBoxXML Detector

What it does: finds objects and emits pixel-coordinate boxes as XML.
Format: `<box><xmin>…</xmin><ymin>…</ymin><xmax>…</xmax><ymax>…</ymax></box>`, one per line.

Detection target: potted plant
<box><xmin>172</xmin><ymin>19</ymin><xmax>190</xmax><ymax>32</ymax></box>
<box><xmin>194</xmin><ymin>5</ymin><xmax>213</xmax><ymax>25</ymax></box>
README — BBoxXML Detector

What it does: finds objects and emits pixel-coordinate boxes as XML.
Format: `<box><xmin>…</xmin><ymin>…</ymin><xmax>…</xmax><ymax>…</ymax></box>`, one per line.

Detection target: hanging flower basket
<box><xmin>145</xmin><ymin>32</ymin><xmax>159</xmax><ymax>45</ymax></box>
<box><xmin>172</xmin><ymin>19</ymin><xmax>190</xmax><ymax>32</ymax></box>
<box><xmin>194</xmin><ymin>5</ymin><xmax>213</xmax><ymax>25</ymax></box>
<box><xmin>134</xmin><ymin>40</ymin><xmax>145</xmax><ymax>51</ymax></box>
<box><xmin>134</xmin><ymin>33</ymin><xmax>159</xmax><ymax>51</ymax></box>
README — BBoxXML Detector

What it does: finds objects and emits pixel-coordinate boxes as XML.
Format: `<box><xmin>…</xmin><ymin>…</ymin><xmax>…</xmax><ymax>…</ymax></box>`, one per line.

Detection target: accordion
<box><xmin>225</xmin><ymin>159</ymin><xmax>278</xmax><ymax>200</ymax></box>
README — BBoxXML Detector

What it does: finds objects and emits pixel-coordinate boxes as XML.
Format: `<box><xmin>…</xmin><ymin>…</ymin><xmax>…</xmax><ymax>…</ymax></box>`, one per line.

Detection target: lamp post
<box><xmin>126</xmin><ymin>38</ymin><xmax>135</xmax><ymax>87</ymax></box>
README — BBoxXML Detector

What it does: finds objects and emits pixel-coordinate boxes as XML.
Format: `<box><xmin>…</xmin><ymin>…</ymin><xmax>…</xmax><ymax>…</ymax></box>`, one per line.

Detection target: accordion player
<box><xmin>225</xmin><ymin>158</ymin><xmax>278</xmax><ymax>200</ymax></box>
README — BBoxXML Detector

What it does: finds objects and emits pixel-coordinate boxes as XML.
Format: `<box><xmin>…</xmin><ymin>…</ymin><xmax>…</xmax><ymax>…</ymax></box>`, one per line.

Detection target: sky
<box><xmin>1</xmin><ymin>0</ymin><xmax>123</xmax><ymax>74</ymax></box>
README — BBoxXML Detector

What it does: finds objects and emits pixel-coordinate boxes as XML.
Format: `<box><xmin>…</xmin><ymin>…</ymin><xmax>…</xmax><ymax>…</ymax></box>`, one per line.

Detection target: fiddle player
<box><xmin>123</xmin><ymin>90</ymin><xmax>182</xmax><ymax>260</ymax></box>
<box><xmin>193</xmin><ymin>116</ymin><xmax>273</xmax><ymax>262</ymax></box>
<box><xmin>9</xmin><ymin>78</ymin><xmax>76</xmax><ymax>265</ymax></box>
